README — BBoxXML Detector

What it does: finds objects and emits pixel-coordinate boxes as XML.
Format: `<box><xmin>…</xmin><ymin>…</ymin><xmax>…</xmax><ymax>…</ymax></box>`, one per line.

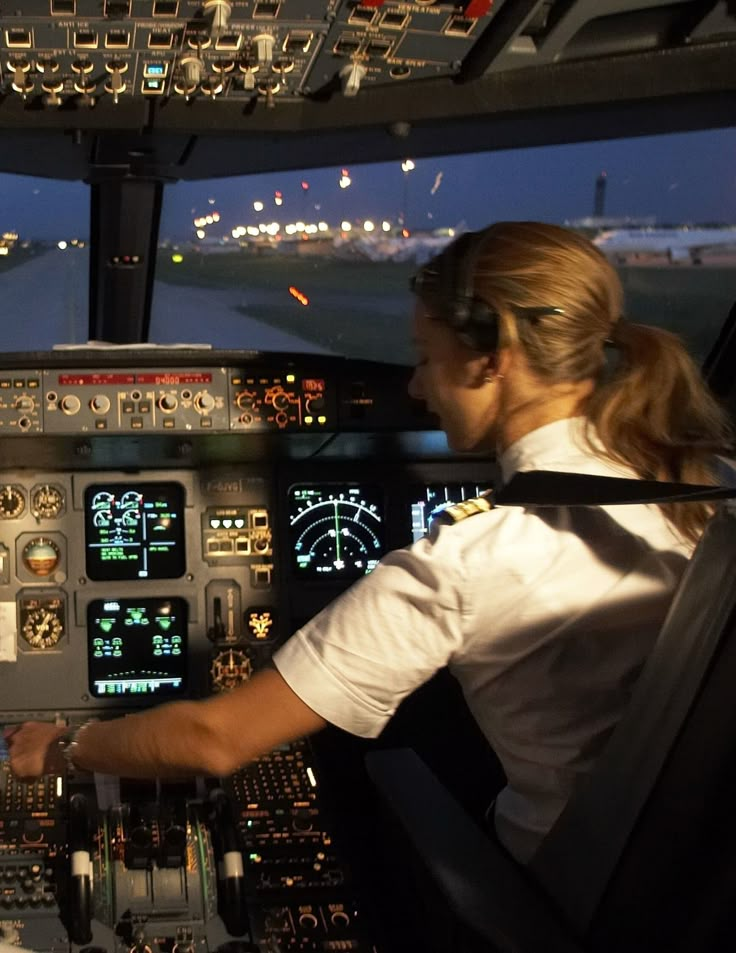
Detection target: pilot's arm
<box><xmin>6</xmin><ymin>668</ymin><xmax>327</xmax><ymax>780</ymax></box>
<box><xmin>7</xmin><ymin>512</ymin><xmax>495</xmax><ymax>781</ymax></box>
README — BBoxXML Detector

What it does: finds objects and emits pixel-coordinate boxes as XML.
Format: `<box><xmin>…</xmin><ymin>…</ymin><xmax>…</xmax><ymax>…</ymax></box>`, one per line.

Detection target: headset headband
<box><xmin>410</xmin><ymin>231</ymin><xmax>564</xmax><ymax>352</ymax></box>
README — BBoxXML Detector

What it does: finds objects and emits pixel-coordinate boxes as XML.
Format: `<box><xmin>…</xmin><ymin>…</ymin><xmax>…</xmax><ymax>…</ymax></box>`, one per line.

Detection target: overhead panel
<box><xmin>0</xmin><ymin>0</ymin><xmax>734</xmax><ymax>176</ymax></box>
<box><xmin>0</xmin><ymin>0</ymin><xmax>502</xmax><ymax>109</ymax></box>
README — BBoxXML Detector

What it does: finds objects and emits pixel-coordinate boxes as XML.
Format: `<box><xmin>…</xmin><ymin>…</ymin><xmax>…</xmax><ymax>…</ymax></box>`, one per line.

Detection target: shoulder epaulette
<box><xmin>438</xmin><ymin>490</ymin><xmax>495</xmax><ymax>524</ymax></box>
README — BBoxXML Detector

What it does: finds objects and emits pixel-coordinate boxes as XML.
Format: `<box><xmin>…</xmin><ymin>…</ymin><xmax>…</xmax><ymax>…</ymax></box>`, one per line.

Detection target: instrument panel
<box><xmin>0</xmin><ymin>350</ymin><xmax>496</xmax><ymax>953</ymax></box>
<box><xmin>0</xmin><ymin>354</ymin><xmax>429</xmax><ymax>438</ymax></box>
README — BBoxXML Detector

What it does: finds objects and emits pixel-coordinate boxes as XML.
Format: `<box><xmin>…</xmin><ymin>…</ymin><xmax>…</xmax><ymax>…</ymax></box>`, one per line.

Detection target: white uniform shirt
<box><xmin>274</xmin><ymin>417</ymin><xmax>694</xmax><ymax>863</ymax></box>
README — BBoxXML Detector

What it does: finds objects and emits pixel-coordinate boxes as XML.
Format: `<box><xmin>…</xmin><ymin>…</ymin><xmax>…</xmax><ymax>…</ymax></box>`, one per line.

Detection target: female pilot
<box><xmin>6</xmin><ymin>221</ymin><xmax>731</xmax><ymax>864</ymax></box>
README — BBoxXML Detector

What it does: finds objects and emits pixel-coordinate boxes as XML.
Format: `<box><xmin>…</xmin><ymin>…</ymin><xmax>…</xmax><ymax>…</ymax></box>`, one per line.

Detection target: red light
<box><xmin>301</xmin><ymin>181</ymin><xmax>309</xmax><ymax>191</ymax></box>
<box><xmin>289</xmin><ymin>286</ymin><xmax>309</xmax><ymax>306</ymax></box>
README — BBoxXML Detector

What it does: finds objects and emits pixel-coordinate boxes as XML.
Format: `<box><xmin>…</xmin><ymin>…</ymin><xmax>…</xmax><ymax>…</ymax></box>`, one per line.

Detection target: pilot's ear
<box><xmin>471</xmin><ymin>354</ymin><xmax>497</xmax><ymax>387</ymax></box>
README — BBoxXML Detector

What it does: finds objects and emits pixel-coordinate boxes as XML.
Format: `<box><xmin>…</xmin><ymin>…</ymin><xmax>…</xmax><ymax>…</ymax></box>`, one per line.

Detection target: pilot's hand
<box><xmin>4</xmin><ymin>722</ymin><xmax>67</xmax><ymax>780</ymax></box>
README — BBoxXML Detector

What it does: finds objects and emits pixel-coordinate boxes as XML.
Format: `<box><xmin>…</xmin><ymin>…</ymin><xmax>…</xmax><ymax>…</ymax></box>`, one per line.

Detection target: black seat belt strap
<box><xmin>495</xmin><ymin>470</ymin><xmax>736</xmax><ymax>507</ymax></box>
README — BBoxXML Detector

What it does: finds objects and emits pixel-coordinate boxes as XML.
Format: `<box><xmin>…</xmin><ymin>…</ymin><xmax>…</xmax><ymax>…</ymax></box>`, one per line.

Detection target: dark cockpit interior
<box><xmin>1</xmin><ymin>2</ymin><xmax>736</xmax><ymax>952</ymax></box>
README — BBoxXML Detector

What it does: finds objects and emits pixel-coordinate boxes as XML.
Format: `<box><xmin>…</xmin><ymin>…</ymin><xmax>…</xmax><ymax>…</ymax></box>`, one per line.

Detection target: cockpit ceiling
<box><xmin>0</xmin><ymin>0</ymin><xmax>735</xmax><ymax>179</ymax></box>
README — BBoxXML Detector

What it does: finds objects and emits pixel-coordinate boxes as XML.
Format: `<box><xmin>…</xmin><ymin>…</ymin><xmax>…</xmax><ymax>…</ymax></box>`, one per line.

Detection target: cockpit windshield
<box><xmin>3</xmin><ymin>126</ymin><xmax>736</xmax><ymax>363</ymax></box>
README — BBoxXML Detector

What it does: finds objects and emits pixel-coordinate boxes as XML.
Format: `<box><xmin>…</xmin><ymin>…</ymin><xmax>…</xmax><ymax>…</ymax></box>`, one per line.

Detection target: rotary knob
<box><xmin>306</xmin><ymin>395</ymin><xmax>325</xmax><ymax>413</ymax></box>
<box><xmin>14</xmin><ymin>395</ymin><xmax>35</xmax><ymax>413</ymax></box>
<box><xmin>60</xmin><ymin>394</ymin><xmax>81</xmax><ymax>415</ymax></box>
<box><xmin>236</xmin><ymin>390</ymin><xmax>256</xmax><ymax>411</ymax></box>
<box><xmin>194</xmin><ymin>391</ymin><xmax>216</xmax><ymax>413</ymax></box>
<box><xmin>90</xmin><ymin>395</ymin><xmax>110</xmax><ymax>414</ymax></box>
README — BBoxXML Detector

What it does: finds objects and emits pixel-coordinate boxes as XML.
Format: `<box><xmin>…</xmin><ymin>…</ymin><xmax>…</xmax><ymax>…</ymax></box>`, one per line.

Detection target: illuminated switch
<box><xmin>143</xmin><ymin>61</ymin><xmax>168</xmax><ymax>78</ymax></box>
<box><xmin>141</xmin><ymin>78</ymin><xmax>165</xmax><ymax>94</ymax></box>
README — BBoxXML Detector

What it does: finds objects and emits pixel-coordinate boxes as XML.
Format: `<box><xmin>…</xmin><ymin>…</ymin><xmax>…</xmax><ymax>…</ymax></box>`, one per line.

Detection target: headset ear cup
<box><xmin>443</xmin><ymin>231</ymin><xmax>499</xmax><ymax>352</ymax></box>
<box><xmin>463</xmin><ymin>302</ymin><xmax>499</xmax><ymax>352</ymax></box>
<box><xmin>451</xmin><ymin>295</ymin><xmax>471</xmax><ymax>328</ymax></box>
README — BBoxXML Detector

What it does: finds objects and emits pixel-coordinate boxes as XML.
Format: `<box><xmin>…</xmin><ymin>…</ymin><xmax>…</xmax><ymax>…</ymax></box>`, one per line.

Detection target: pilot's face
<box><xmin>408</xmin><ymin>304</ymin><xmax>499</xmax><ymax>452</ymax></box>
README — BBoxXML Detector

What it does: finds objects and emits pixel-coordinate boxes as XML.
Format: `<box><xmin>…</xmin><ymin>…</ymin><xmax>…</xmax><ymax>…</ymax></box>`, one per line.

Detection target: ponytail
<box><xmin>584</xmin><ymin>319</ymin><xmax>733</xmax><ymax>544</ymax></box>
<box><xmin>421</xmin><ymin>222</ymin><xmax>733</xmax><ymax>545</ymax></box>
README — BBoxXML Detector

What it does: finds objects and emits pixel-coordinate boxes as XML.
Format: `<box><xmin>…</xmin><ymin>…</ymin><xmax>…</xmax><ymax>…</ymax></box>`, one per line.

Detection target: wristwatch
<box><xmin>59</xmin><ymin>721</ymin><xmax>93</xmax><ymax>769</ymax></box>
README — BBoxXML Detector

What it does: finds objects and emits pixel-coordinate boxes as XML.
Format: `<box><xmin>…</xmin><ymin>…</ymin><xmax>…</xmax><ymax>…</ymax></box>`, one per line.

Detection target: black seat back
<box><xmin>531</xmin><ymin>505</ymin><xmax>736</xmax><ymax>950</ymax></box>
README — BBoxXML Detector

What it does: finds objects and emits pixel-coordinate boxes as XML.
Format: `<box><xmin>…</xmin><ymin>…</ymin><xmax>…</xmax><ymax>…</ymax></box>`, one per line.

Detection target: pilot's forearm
<box><xmin>70</xmin><ymin>668</ymin><xmax>327</xmax><ymax>778</ymax></box>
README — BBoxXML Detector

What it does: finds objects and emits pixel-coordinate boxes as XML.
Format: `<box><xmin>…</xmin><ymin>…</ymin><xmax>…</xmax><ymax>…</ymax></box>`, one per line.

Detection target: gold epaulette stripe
<box><xmin>440</xmin><ymin>490</ymin><xmax>495</xmax><ymax>523</ymax></box>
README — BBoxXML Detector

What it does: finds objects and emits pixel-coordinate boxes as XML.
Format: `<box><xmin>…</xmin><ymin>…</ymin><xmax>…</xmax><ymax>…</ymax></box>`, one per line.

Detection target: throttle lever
<box><xmin>68</xmin><ymin>793</ymin><xmax>93</xmax><ymax>945</ymax></box>
<box><xmin>210</xmin><ymin>790</ymin><xmax>250</xmax><ymax>937</ymax></box>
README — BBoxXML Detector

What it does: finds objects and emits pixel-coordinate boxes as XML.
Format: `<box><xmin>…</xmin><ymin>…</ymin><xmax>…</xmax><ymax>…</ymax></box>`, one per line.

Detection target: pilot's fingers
<box><xmin>7</xmin><ymin>723</ymin><xmax>66</xmax><ymax>779</ymax></box>
<box><xmin>9</xmin><ymin>750</ymin><xmax>48</xmax><ymax>781</ymax></box>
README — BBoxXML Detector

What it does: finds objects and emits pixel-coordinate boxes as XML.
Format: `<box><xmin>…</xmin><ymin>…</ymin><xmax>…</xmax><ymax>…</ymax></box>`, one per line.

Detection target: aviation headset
<box><xmin>410</xmin><ymin>229</ymin><xmax>565</xmax><ymax>353</ymax></box>
<box><xmin>411</xmin><ymin>230</ymin><xmax>501</xmax><ymax>352</ymax></box>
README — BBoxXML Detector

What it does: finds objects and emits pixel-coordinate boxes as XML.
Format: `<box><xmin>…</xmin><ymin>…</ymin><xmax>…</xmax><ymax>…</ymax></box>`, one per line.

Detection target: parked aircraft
<box><xmin>593</xmin><ymin>226</ymin><xmax>736</xmax><ymax>264</ymax></box>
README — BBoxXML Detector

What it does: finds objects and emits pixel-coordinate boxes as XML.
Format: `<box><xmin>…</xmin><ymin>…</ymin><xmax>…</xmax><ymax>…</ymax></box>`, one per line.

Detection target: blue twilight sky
<box><xmin>2</xmin><ymin>126</ymin><xmax>735</xmax><ymax>241</ymax></box>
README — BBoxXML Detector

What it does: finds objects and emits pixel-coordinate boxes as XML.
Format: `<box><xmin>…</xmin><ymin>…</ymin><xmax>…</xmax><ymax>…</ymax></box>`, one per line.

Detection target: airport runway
<box><xmin>0</xmin><ymin>249</ymin><xmax>333</xmax><ymax>354</ymax></box>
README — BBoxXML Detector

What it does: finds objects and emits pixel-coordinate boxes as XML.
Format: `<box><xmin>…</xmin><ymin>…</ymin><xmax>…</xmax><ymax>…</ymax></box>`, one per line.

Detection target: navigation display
<box><xmin>410</xmin><ymin>483</ymin><xmax>491</xmax><ymax>543</ymax></box>
<box><xmin>84</xmin><ymin>482</ymin><xmax>185</xmax><ymax>581</ymax></box>
<box><xmin>87</xmin><ymin>597</ymin><xmax>187</xmax><ymax>698</ymax></box>
<box><xmin>288</xmin><ymin>484</ymin><xmax>384</xmax><ymax>579</ymax></box>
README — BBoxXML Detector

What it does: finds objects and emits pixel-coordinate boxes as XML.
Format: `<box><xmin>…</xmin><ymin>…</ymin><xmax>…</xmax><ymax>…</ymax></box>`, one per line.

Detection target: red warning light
<box><xmin>289</xmin><ymin>286</ymin><xmax>309</xmax><ymax>306</ymax></box>
<box><xmin>301</xmin><ymin>181</ymin><xmax>309</xmax><ymax>191</ymax></box>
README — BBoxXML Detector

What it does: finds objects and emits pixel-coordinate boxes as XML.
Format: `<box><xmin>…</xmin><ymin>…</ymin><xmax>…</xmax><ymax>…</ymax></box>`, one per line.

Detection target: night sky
<box><xmin>2</xmin><ymin>126</ymin><xmax>735</xmax><ymax>241</ymax></box>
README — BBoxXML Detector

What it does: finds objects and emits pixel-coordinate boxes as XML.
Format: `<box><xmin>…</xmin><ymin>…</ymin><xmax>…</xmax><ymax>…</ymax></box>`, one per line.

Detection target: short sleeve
<box><xmin>273</xmin><ymin>535</ymin><xmax>468</xmax><ymax>737</ymax></box>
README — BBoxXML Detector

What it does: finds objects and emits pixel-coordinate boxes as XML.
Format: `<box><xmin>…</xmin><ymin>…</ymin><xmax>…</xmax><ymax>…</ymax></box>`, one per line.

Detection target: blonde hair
<box><xmin>417</xmin><ymin>221</ymin><xmax>732</xmax><ymax>543</ymax></box>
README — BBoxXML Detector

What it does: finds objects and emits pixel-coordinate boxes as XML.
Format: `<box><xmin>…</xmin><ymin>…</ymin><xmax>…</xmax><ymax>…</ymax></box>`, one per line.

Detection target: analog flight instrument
<box><xmin>31</xmin><ymin>483</ymin><xmax>65</xmax><ymax>520</ymax></box>
<box><xmin>0</xmin><ymin>484</ymin><xmax>25</xmax><ymax>519</ymax></box>
<box><xmin>22</xmin><ymin>536</ymin><xmax>61</xmax><ymax>576</ymax></box>
<box><xmin>210</xmin><ymin>647</ymin><xmax>253</xmax><ymax>691</ymax></box>
<box><xmin>288</xmin><ymin>484</ymin><xmax>384</xmax><ymax>578</ymax></box>
<box><xmin>20</xmin><ymin>593</ymin><xmax>66</xmax><ymax>650</ymax></box>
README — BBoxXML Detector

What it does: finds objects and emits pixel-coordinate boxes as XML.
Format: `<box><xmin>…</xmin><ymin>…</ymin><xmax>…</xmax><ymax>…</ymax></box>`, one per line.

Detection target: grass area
<box><xmin>620</xmin><ymin>265</ymin><xmax>736</xmax><ymax>362</ymax></box>
<box><xmin>155</xmin><ymin>250</ymin><xmax>736</xmax><ymax>365</ymax></box>
<box><xmin>157</xmin><ymin>250</ymin><xmax>412</xmax><ymax>295</ymax></box>
<box><xmin>157</xmin><ymin>250</ymin><xmax>416</xmax><ymax>362</ymax></box>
